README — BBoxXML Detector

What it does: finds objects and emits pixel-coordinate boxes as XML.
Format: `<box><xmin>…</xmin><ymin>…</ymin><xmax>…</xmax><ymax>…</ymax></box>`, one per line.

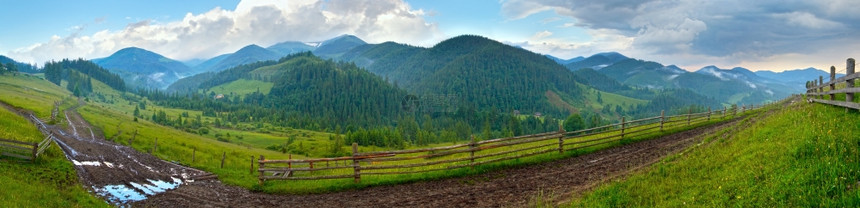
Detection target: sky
<box><xmin>2</xmin><ymin>0</ymin><xmax>859</xmax><ymax>72</ymax></box>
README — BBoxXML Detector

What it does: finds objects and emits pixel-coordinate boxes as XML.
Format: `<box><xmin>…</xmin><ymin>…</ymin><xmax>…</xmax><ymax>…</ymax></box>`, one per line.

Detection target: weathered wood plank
<box><xmin>0</xmin><ymin>143</ymin><xmax>32</xmax><ymax>152</ymax></box>
<box><xmin>813</xmin><ymin>70</ymin><xmax>860</xmax><ymax>89</ymax></box>
<box><xmin>1</xmin><ymin>152</ymin><xmax>33</xmax><ymax>160</ymax></box>
<box><xmin>263</xmin><ymin>174</ymin><xmax>353</xmax><ymax>180</ymax></box>
<box><xmin>0</xmin><ymin>138</ymin><xmax>36</xmax><ymax>146</ymax></box>
<box><xmin>811</xmin><ymin>99</ymin><xmax>860</xmax><ymax>110</ymax></box>
<box><xmin>260</xmin><ymin>165</ymin><xmax>356</xmax><ymax>172</ymax></box>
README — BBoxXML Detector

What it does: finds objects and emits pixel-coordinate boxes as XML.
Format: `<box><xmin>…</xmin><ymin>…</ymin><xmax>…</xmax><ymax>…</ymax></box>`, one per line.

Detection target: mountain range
<box><xmin>7</xmin><ymin>34</ymin><xmax>821</xmax><ymax>111</ymax></box>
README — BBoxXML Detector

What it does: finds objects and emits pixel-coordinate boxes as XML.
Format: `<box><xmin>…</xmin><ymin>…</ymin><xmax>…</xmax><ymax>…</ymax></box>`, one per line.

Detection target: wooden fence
<box><xmin>257</xmin><ymin>104</ymin><xmax>766</xmax><ymax>185</ymax></box>
<box><xmin>806</xmin><ymin>58</ymin><xmax>860</xmax><ymax>109</ymax></box>
<box><xmin>0</xmin><ymin>134</ymin><xmax>52</xmax><ymax>161</ymax></box>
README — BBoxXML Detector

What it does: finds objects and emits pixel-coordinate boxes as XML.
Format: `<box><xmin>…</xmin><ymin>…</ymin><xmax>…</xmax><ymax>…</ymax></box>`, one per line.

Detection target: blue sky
<box><xmin>2</xmin><ymin>0</ymin><xmax>859</xmax><ymax>72</ymax></box>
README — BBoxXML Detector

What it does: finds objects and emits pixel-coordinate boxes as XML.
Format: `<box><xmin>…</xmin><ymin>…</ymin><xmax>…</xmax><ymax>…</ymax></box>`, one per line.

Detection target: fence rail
<box><xmin>257</xmin><ymin>102</ymin><xmax>774</xmax><ymax>185</ymax></box>
<box><xmin>0</xmin><ymin>134</ymin><xmax>53</xmax><ymax>161</ymax></box>
<box><xmin>806</xmin><ymin>58</ymin><xmax>859</xmax><ymax>109</ymax></box>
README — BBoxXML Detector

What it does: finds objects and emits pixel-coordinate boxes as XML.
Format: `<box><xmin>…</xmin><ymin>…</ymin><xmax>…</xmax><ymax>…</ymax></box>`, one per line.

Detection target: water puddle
<box><xmin>93</xmin><ymin>177</ymin><xmax>183</xmax><ymax>204</ymax></box>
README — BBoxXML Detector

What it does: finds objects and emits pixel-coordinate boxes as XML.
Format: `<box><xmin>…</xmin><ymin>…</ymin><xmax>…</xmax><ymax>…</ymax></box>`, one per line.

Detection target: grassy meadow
<box><xmin>570</xmin><ymin>97</ymin><xmax>859</xmax><ymax>207</ymax></box>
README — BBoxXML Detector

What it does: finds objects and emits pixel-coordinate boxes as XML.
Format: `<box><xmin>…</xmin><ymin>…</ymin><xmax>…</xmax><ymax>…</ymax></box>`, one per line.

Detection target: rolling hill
<box><xmin>92</xmin><ymin>47</ymin><xmax>191</xmax><ymax>89</ymax></box>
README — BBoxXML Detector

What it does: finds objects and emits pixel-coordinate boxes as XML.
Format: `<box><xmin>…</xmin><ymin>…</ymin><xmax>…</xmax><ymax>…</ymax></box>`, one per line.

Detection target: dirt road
<box><xmin>137</xmin><ymin>108</ymin><xmax>778</xmax><ymax>208</ymax></box>
<box><xmin>5</xmin><ymin>101</ymin><xmax>208</xmax><ymax>205</ymax></box>
<box><xmin>5</xmin><ymin>98</ymin><xmax>785</xmax><ymax>207</ymax></box>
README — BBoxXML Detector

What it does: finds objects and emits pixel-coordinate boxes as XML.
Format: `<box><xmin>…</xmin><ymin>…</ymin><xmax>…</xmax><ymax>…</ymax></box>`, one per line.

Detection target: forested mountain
<box><xmin>545</xmin><ymin>55</ymin><xmax>584</xmax><ymax>65</ymax></box>
<box><xmin>199</xmin><ymin>45</ymin><xmax>283</xmax><ymax>73</ymax></box>
<box><xmin>336</xmin><ymin>35</ymin><xmax>587</xmax><ymax>117</ymax></box>
<box><xmin>0</xmin><ymin>55</ymin><xmax>39</xmax><ymax>73</ymax></box>
<box><xmin>43</xmin><ymin>59</ymin><xmax>126</xmax><ymax>96</ymax></box>
<box><xmin>93</xmin><ymin>47</ymin><xmax>191</xmax><ymax>89</ymax></box>
<box><xmin>564</xmin><ymin>52</ymin><xmax>629</xmax><ymax>71</ymax></box>
<box><xmin>266</xmin><ymin>41</ymin><xmax>315</xmax><ymax>55</ymax></box>
<box><xmin>154</xmin><ymin>52</ymin><xmax>407</xmax><ymax>129</ymax></box>
<box><xmin>312</xmin><ymin>35</ymin><xmax>368</xmax><ymax>58</ymax></box>
<box><xmin>584</xmin><ymin>56</ymin><xmax>792</xmax><ymax>105</ymax></box>
<box><xmin>755</xmin><ymin>67</ymin><xmax>837</xmax><ymax>92</ymax></box>
<box><xmin>597</xmin><ymin>58</ymin><xmax>686</xmax><ymax>89</ymax></box>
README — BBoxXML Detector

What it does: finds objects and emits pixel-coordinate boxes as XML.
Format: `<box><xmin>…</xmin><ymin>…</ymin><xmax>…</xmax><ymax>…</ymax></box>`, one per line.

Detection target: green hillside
<box><xmin>208</xmin><ymin>79</ymin><xmax>274</xmax><ymax>96</ymax></box>
<box><xmin>572</xmin><ymin>98</ymin><xmax>860</xmax><ymax>207</ymax></box>
<box><xmin>0</xmin><ymin>74</ymin><xmax>110</xmax><ymax>207</ymax></box>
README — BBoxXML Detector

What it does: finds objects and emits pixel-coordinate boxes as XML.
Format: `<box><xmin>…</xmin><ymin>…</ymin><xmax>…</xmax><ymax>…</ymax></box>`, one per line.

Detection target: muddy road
<box><xmin>137</xmin><ymin>102</ymin><xmax>786</xmax><ymax>208</ymax></box>
<box><xmin>4</xmin><ymin>101</ymin><xmax>207</xmax><ymax>205</ymax></box>
<box><xmin>5</xmin><ymin>97</ymin><xmax>788</xmax><ymax>207</ymax></box>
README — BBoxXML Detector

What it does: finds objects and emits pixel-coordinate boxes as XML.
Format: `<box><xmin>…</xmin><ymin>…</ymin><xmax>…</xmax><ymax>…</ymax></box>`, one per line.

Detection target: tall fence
<box><xmin>806</xmin><ymin>58</ymin><xmax>859</xmax><ymax>109</ymax></box>
<box><xmin>258</xmin><ymin>104</ymin><xmax>767</xmax><ymax>185</ymax></box>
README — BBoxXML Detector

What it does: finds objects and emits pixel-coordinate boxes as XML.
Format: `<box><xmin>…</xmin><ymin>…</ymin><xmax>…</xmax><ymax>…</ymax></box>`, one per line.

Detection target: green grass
<box><xmin>207</xmin><ymin>79</ymin><xmax>274</xmax><ymax>96</ymax></box>
<box><xmin>0</xmin><ymin>74</ymin><xmax>72</xmax><ymax>119</ymax></box>
<box><xmin>585</xmin><ymin>88</ymin><xmax>647</xmax><ymax>111</ymax></box>
<box><xmin>0</xmin><ymin>101</ymin><xmax>110</xmax><ymax>208</ymax></box>
<box><xmin>570</xmin><ymin>98</ymin><xmax>860</xmax><ymax>207</ymax></box>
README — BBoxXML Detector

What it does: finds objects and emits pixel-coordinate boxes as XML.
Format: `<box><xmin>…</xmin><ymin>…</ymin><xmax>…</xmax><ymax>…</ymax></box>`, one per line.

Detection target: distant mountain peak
<box><xmin>319</xmin><ymin>34</ymin><xmax>366</xmax><ymax>47</ymax></box>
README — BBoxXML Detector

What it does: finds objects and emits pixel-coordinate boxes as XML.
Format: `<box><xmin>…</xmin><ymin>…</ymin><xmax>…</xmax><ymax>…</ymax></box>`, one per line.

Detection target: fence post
<box><xmin>707</xmin><ymin>107</ymin><xmax>711</xmax><ymax>121</ymax></box>
<box><xmin>153</xmin><ymin>138</ymin><xmax>157</xmax><ymax>153</ymax></box>
<box><xmin>259</xmin><ymin>155</ymin><xmax>265</xmax><ymax>185</ymax></box>
<box><xmin>289</xmin><ymin>154</ymin><xmax>292</xmax><ymax>169</ymax></box>
<box><xmin>723</xmin><ymin>106</ymin><xmax>726</xmax><ymax>119</ymax></box>
<box><xmin>250</xmin><ymin>156</ymin><xmax>255</xmax><ymax>174</ymax></box>
<box><xmin>220</xmin><ymin>152</ymin><xmax>226</xmax><ymax>168</ymax></box>
<box><xmin>742</xmin><ymin>104</ymin><xmax>746</xmax><ymax>114</ymax></box>
<box><xmin>847</xmin><ymin>58</ymin><xmax>856</xmax><ymax>103</ymax></box>
<box><xmin>352</xmin><ymin>143</ymin><xmax>360</xmax><ymax>183</ymax></box>
<box><xmin>620</xmin><ymin>117</ymin><xmax>626</xmax><ymax>139</ymax></box>
<box><xmin>819</xmin><ymin>75</ymin><xmax>824</xmax><ymax>99</ymax></box>
<box><xmin>470</xmin><ymin>135</ymin><xmax>477</xmax><ymax>169</ymax></box>
<box><xmin>32</xmin><ymin>142</ymin><xmax>38</xmax><ymax>161</ymax></box>
<box><xmin>687</xmin><ymin>108</ymin><xmax>691</xmax><ymax>126</ymax></box>
<box><xmin>192</xmin><ymin>148</ymin><xmax>196</xmax><ymax>163</ymax></box>
<box><xmin>659</xmin><ymin>110</ymin><xmax>665</xmax><ymax>131</ymax></box>
<box><xmin>558</xmin><ymin>125</ymin><xmax>565</xmax><ymax>154</ymax></box>
<box><xmin>830</xmin><ymin>66</ymin><xmax>836</xmax><ymax>100</ymax></box>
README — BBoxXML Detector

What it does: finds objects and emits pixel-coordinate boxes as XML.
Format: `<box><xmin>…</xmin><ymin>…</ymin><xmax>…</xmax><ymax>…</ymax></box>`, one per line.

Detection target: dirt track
<box><xmin>136</xmin><ymin>104</ymin><xmax>783</xmax><ymax>208</ymax></box>
<box><xmin>4</xmin><ymin>97</ymin><xmax>788</xmax><ymax>208</ymax></box>
<box><xmin>3</xmin><ymin>101</ymin><xmax>207</xmax><ymax>205</ymax></box>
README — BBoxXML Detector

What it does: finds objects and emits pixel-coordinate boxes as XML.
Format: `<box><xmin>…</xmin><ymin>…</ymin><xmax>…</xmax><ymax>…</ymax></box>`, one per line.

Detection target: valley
<box><xmin>0</xmin><ymin>4</ymin><xmax>857</xmax><ymax>206</ymax></box>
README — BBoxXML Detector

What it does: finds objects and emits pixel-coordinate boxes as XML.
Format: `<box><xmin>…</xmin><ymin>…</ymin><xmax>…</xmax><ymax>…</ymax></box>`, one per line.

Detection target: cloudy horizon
<box><xmin>2</xmin><ymin>0</ymin><xmax>859</xmax><ymax>72</ymax></box>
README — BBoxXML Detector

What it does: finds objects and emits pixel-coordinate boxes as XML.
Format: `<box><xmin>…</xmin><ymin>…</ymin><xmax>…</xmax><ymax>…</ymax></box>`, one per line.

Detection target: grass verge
<box><xmin>570</xmin><ymin>99</ymin><xmax>859</xmax><ymax>207</ymax></box>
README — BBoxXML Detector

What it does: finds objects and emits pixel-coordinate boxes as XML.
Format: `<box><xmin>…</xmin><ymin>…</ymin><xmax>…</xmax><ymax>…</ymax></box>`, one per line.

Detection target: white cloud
<box><xmin>500</xmin><ymin>0</ymin><xmax>860</xmax><ymax>71</ymax></box>
<box><xmin>531</xmin><ymin>30</ymin><xmax>553</xmax><ymax>39</ymax></box>
<box><xmin>774</xmin><ymin>12</ymin><xmax>843</xmax><ymax>29</ymax></box>
<box><xmin>8</xmin><ymin>0</ymin><xmax>442</xmax><ymax>64</ymax></box>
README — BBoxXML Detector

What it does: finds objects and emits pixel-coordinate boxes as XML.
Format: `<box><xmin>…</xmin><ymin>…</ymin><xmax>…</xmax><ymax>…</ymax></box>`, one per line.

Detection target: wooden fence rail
<box><xmin>258</xmin><ymin>104</ymin><xmax>769</xmax><ymax>185</ymax></box>
<box><xmin>0</xmin><ymin>134</ymin><xmax>53</xmax><ymax>161</ymax></box>
<box><xmin>807</xmin><ymin>58</ymin><xmax>860</xmax><ymax>109</ymax></box>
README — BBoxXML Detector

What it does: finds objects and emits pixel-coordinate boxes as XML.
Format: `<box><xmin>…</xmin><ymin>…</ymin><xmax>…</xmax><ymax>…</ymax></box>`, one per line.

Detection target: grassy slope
<box><xmin>584</xmin><ymin>88</ymin><xmax>647</xmax><ymax>111</ymax></box>
<box><xmin>0</xmin><ymin>74</ymin><xmax>72</xmax><ymax>118</ymax></box>
<box><xmin>571</xmin><ymin>99</ymin><xmax>859</xmax><ymax>207</ymax></box>
<box><xmin>207</xmin><ymin>79</ymin><xmax>274</xmax><ymax>96</ymax></box>
<box><xmin>0</xmin><ymin>74</ymin><xmax>109</xmax><ymax>207</ymax></box>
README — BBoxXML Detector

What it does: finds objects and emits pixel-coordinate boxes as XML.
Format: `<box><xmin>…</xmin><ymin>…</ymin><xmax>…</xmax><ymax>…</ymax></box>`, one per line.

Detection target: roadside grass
<box><xmin>0</xmin><ymin>102</ymin><xmax>110</xmax><ymax>208</ymax></box>
<box><xmin>258</xmin><ymin>109</ymin><xmax>755</xmax><ymax>194</ymax></box>
<box><xmin>570</xmin><ymin>98</ymin><xmax>860</xmax><ymax>207</ymax></box>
